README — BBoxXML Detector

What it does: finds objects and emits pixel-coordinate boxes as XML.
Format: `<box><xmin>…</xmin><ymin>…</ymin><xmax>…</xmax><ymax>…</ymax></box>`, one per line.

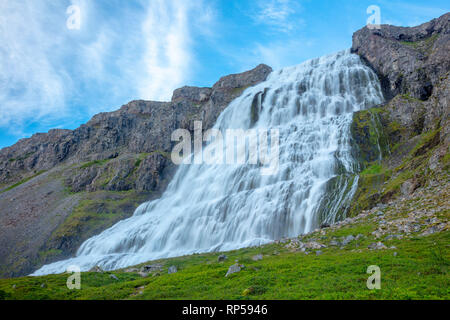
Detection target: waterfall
<box><xmin>33</xmin><ymin>50</ymin><xmax>384</xmax><ymax>275</ymax></box>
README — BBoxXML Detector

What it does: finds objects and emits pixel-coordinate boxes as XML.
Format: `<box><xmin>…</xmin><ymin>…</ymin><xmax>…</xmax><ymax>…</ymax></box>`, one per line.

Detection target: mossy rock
<box><xmin>351</xmin><ymin>108</ymin><xmax>391</xmax><ymax>167</ymax></box>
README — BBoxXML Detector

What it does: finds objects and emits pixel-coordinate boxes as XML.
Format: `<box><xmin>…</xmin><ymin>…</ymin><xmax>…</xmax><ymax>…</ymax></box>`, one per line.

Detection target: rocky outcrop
<box><xmin>352</xmin><ymin>13</ymin><xmax>449</xmax><ymax>101</ymax></box>
<box><xmin>0</xmin><ymin>64</ymin><xmax>272</xmax><ymax>278</ymax></box>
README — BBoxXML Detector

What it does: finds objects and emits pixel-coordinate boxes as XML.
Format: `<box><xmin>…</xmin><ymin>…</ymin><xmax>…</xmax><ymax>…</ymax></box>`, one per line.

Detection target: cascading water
<box><xmin>33</xmin><ymin>50</ymin><xmax>384</xmax><ymax>275</ymax></box>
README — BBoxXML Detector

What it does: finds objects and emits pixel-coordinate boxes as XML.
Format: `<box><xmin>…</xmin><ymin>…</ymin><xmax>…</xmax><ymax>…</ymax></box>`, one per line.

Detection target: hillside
<box><xmin>0</xmin><ymin>184</ymin><xmax>448</xmax><ymax>299</ymax></box>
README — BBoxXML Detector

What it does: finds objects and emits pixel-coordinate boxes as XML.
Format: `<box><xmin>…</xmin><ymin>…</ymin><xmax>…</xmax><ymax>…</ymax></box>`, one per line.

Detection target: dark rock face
<box><xmin>352</xmin><ymin>12</ymin><xmax>449</xmax><ymax>146</ymax></box>
<box><xmin>352</xmin><ymin>13</ymin><xmax>450</xmax><ymax>101</ymax></box>
<box><xmin>0</xmin><ymin>64</ymin><xmax>272</xmax><ymax>278</ymax></box>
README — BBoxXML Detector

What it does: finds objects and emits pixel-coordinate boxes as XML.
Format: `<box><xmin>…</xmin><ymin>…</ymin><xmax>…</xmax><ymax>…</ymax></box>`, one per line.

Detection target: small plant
<box><xmin>429</xmin><ymin>245</ymin><xmax>449</xmax><ymax>274</ymax></box>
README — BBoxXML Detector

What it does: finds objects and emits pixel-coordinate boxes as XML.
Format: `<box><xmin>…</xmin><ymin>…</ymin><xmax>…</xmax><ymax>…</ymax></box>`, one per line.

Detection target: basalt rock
<box><xmin>352</xmin><ymin>13</ymin><xmax>450</xmax><ymax>101</ymax></box>
<box><xmin>348</xmin><ymin>14</ymin><xmax>449</xmax><ymax>221</ymax></box>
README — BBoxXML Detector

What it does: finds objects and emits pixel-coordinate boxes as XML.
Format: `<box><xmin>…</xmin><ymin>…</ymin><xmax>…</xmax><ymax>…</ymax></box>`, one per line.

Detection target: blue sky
<box><xmin>0</xmin><ymin>0</ymin><xmax>449</xmax><ymax>148</ymax></box>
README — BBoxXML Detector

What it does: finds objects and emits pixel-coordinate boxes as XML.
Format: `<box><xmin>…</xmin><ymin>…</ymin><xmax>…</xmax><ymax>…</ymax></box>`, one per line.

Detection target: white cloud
<box><xmin>0</xmin><ymin>0</ymin><xmax>214</xmax><ymax>142</ymax></box>
<box><xmin>253</xmin><ymin>0</ymin><xmax>303</xmax><ymax>33</ymax></box>
<box><xmin>231</xmin><ymin>39</ymin><xmax>315</xmax><ymax>72</ymax></box>
<box><xmin>0</xmin><ymin>1</ymin><xmax>71</xmax><ymax>131</ymax></box>
<box><xmin>137</xmin><ymin>0</ymin><xmax>194</xmax><ymax>101</ymax></box>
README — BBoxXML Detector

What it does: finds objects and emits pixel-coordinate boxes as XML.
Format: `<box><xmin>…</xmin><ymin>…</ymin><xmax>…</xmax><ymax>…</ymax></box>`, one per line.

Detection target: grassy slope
<box><xmin>0</xmin><ymin>200</ymin><xmax>448</xmax><ymax>300</ymax></box>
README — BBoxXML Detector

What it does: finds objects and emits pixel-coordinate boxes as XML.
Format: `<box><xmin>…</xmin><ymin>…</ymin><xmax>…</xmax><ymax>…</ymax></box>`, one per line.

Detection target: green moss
<box><xmin>383</xmin><ymin>170</ymin><xmax>413</xmax><ymax>195</ymax></box>
<box><xmin>317</xmin><ymin>174</ymin><xmax>359</xmax><ymax>224</ymax></box>
<box><xmin>134</xmin><ymin>158</ymin><xmax>142</xmax><ymax>168</ymax></box>
<box><xmin>442</xmin><ymin>154</ymin><xmax>450</xmax><ymax>172</ymax></box>
<box><xmin>45</xmin><ymin>191</ymin><xmax>150</xmax><ymax>255</ymax></box>
<box><xmin>8</xmin><ymin>151</ymin><xmax>37</xmax><ymax>163</ymax></box>
<box><xmin>139</xmin><ymin>151</ymin><xmax>171</xmax><ymax>160</ymax></box>
<box><xmin>348</xmin><ymin>168</ymin><xmax>391</xmax><ymax>217</ymax></box>
<box><xmin>0</xmin><ymin>170</ymin><xmax>46</xmax><ymax>194</ymax></box>
<box><xmin>80</xmin><ymin>159</ymin><xmax>111</xmax><ymax>169</ymax></box>
<box><xmin>351</xmin><ymin>108</ymin><xmax>391</xmax><ymax>167</ymax></box>
<box><xmin>232</xmin><ymin>85</ymin><xmax>250</xmax><ymax>96</ymax></box>
<box><xmin>400</xmin><ymin>93</ymin><xmax>422</xmax><ymax>103</ymax></box>
<box><xmin>400</xmin><ymin>34</ymin><xmax>439</xmax><ymax>54</ymax></box>
<box><xmin>361</xmin><ymin>164</ymin><xmax>383</xmax><ymax>175</ymax></box>
<box><xmin>409</xmin><ymin>128</ymin><xmax>441</xmax><ymax>158</ymax></box>
<box><xmin>38</xmin><ymin>249</ymin><xmax>63</xmax><ymax>260</ymax></box>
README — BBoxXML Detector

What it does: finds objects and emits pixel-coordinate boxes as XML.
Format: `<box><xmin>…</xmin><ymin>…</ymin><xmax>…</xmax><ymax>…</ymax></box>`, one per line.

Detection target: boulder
<box><xmin>225</xmin><ymin>264</ymin><xmax>242</xmax><ymax>277</ymax></box>
<box><xmin>304</xmin><ymin>241</ymin><xmax>326</xmax><ymax>250</ymax></box>
<box><xmin>252</xmin><ymin>254</ymin><xmax>263</xmax><ymax>261</ymax></box>
<box><xmin>89</xmin><ymin>266</ymin><xmax>104</xmax><ymax>273</ymax></box>
<box><xmin>385</xmin><ymin>234</ymin><xmax>404</xmax><ymax>241</ymax></box>
<box><xmin>168</xmin><ymin>266</ymin><xmax>178</xmax><ymax>274</ymax></box>
<box><xmin>140</xmin><ymin>264</ymin><xmax>163</xmax><ymax>273</ymax></box>
<box><xmin>341</xmin><ymin>235</ymin><xmax>355</xmax><ymax>245</ymax></box>
<box><xmin>109</xmin><ymin>274</ymin><xmax>119</xmax><ymax>281</ymax></box>
<box><xmin>368</xmin><ymin>242</ymin><xmax>388</xmax><ymax>250</ymax></box>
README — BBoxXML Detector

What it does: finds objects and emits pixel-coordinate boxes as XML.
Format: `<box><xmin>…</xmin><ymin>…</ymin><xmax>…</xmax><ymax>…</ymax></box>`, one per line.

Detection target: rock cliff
<box><xmin>350</xmin><ymin>13</ymin><xmax>449</xmax><ymax>215</ymax></box>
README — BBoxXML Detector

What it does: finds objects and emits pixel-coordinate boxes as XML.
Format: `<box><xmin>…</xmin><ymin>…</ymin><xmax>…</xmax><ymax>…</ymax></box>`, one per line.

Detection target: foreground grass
<box><xmin>1</xmin><ymin>224</ymin><xmax>448</xmax><ymax>300</ymax></box>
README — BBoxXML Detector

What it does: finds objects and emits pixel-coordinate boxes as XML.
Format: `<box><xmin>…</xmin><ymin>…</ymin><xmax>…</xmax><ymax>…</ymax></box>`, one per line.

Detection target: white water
<box><xmin>33</xmin><ymin>50</ymin><xmax>383</xmax><ymax>275</ymax></box>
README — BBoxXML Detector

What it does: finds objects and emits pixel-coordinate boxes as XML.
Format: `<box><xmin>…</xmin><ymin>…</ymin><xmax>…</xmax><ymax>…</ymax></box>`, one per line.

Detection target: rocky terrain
<box><xmin>0</xmin><ymin>64</ymin><xmax>272</xmax><ymax>278</ymax></box>
<box><xmin>0</xmin><ymin>12</ymin><xmax>448</xmax><ymax>284</ymax></box>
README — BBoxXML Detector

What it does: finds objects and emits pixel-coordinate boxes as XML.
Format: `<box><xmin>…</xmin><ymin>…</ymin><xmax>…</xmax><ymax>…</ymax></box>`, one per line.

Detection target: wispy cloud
<box><xmin>0</xmin><ymin>0</ymin><xmax>213</xmax><ymax>142</ymax></box>
<box><xmin>137</xmin><ymin>0</ymin><xmax>193</xmax><ymax>101</ymax></box>
<box><xmin>0</xmin><ymin>1</ymin><xmax>70</xmax><ymax>133</ymax></box>
<box><xmin>253</xmin><ymin>0</ymin><xmax>303</xmax><ymax>33</ymax></box>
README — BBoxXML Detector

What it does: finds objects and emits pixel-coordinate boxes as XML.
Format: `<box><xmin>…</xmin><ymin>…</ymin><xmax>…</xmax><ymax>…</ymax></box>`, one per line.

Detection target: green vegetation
<box><xmin>400</xmin><ymin>34</ymin><xmax>440</xmax><ymax>53</ymax></box>
<box><xmin>1</xmin><ymin>219</ymin><xmax>448</xmax><ymax>300</ymax></box>
<box><xmin>0</xmin><ymin>170</ymin><xmax>46</xmax><ymax>194</ymax></box>
<box><xmin>348</xmin><ymin>165</ymin><xmax>391</xmax><ymax>217</ymax></box>
<box><xmin>8</xmin><ymin>151</ymin><xmax>37</xmax><ymax>163</ymax></box>
<box><xmin>136</xmin><ymin>151</ymin><xmax>171</xmax><ymax>162</ymax></box>
<box><xmin>400</xmin><ymin>93</ymin><xmax>422</xmax><ymax>103</ymax></box>
<box><xmin>349</xmin><ymin>125</ymin><xmax>442</xmax><ymax>216</ymax></box>
<box><xmin>41</xmin><ymin>190</ymin><xmax>150</xmax><ymax>261</ymax></box>
<box><xmin>232</xmin><ymin>85</ymin><xmax>251</xmax><ymax>96</ymax></box>
<box><xmin>80</xmin><ymin>159</ymin><xmax>111</xmax><ymax>169</ymax></box>
<box><xmin>361</xmin><ymin>164</ymin><xmax>383</xmax><ymax>175</ymax></box>
<box><xmin>349</xmin><ymin>90</ymin><xmax>446</xmax><ymax>215</ymax></box>
<box><xmin>442</xmin><ymin>153</ymin><xmax>450</xmax><ymax>172</ymax></box>
<box><xmin>38</xmin><ymin>249</ymin><xmax>63</xmax><ymax>261</ymax></box>
<box><xmin>351</xmin><ymin>108</ymin><xmax>390</xmax><ymax>167</ymax></box>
